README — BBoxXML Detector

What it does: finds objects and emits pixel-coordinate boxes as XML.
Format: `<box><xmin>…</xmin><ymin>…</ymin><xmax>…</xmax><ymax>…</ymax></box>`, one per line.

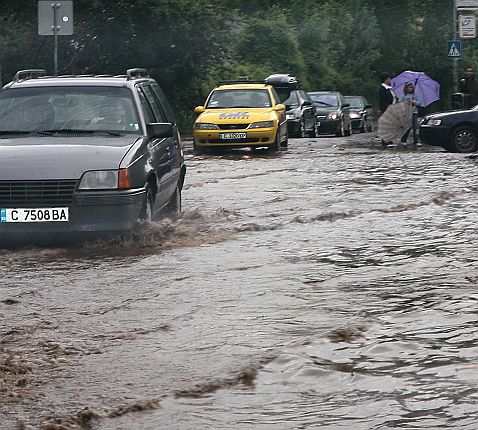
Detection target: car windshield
<box><xmin>0</xmin><ymin>86</ymin><xmax>141</xmax><ymax>134</ymax></box>
<box><xmin>282</xmin><ymin>91</ymin><xmax>300</xmax><ymax>107</ymax></box>
<box><xmin>309</xmin><ymin>94</ymin><xmax>338</xmax><ymax>107</ymax></box>
<box><xmin>344</xmin><ymin>96</ymin><xmax>364</xmax><ymax>109</ymax></box>
<box><xmin>207</xmin><ymin>89</ymin><xmax>271</xmax><ymax>108</ymax></box>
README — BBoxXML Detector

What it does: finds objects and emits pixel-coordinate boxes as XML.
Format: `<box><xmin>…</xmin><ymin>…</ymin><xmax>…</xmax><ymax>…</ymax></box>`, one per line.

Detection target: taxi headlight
<box><xmin>249</xmin><ymin>121</ymin><xmax>274</xmax><ymax>129</ymax></box>
<box><xmin>429</xmin><ymin>119</ymin><xmax>442</xmax><ymax>126</ymax></box>
<box><xmin>195</xmin><ymin>123</ymin><xmax>219</xmax><ymax>130</ymax></box>
<box><xmin>286</xmin><ymin>113</ymin><xmax>296</xmax><ymax>120</ymax></box>
<box><xmin>79</xmin><ymin>170</ymin><xmax>119</xmax><ymax>190</ymax></box>
<box><xmin>328</xmin><ymin>111</ymin><xmax>339</xmax><ymax>120</ymax></box>
<box><xmin>349</xmin><ymin>112</ymin><xmax>361</xmax><ymax>119</ymax></box>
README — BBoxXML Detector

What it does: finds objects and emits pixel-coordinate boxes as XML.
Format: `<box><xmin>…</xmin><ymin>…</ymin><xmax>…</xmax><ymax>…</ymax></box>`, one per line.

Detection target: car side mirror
<box><xmin>274</xmin><ymin>103</ymin><xmax>286</xmax><ymax>111</ymax></box>
<box><xmin>146</xmin><ymin>123</ymin><xmax>174</xmax><ymax>138</ymax></box>
<box><xmin>194</xmin><ymin>106</ymin><xmax>205</xmax><ymax>114</ymax></box>
<box><xmin>302</xmin><ymin>100</ymin><xmax>312</xmax><ymax>106</ymax></box>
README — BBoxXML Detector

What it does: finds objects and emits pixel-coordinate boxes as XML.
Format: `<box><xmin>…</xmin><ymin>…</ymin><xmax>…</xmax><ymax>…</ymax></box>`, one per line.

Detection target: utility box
<box><xmin>38</xmin><ymin>1</ymin><xmax>73</xmax><ymax>35</ymax></box>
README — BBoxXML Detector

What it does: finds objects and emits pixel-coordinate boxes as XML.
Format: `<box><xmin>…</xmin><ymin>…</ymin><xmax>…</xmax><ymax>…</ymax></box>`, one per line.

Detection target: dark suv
<box><xmin>0</xmin><ymin>68</ymin><xmax>186</xmax><ymax>241</ymax></box>
<box><xmin>308</xmin><ymin>91</ymin><xmax>351</xmax><ymax>137</ymax></box>
<box><xmin>265</xmin><ymin>74</ymin><xmax>317</xmax><ymax>138</ymax></box>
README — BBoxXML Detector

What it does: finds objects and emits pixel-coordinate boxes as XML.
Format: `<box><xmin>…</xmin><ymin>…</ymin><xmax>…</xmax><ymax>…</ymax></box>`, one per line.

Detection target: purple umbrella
<box><xmin>391</xmin><ymin>70</ymin><xmax>440</xmax><ymax>107</ymax></box>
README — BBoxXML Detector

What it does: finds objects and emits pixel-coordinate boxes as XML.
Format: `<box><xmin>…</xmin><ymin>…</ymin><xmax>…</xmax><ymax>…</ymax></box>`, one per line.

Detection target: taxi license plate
<box><xmin>219</xmin><ymin>132</ymin><xmax>247</xmax><ymax>140</ymax></box>
<box><xmin>1</xmin><ymin>208</ymin><xmax>69</xmax><ymax>223</ymax></box>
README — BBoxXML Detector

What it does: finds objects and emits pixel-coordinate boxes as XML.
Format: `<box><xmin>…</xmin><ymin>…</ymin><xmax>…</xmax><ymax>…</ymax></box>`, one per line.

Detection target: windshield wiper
<box><xmin>0</xmin><ymin>130</ymin><xmax>53</xmax><ymax>137</ymax></box>
<box><xmin>47</xmin><ymin>129</ymin><xmax>123</xmax><ymax>136</ymax></box>
<box><xmin>314</xmin><ymin>101</ymin><xmax>333</xmax><ymax>106</ymax></box>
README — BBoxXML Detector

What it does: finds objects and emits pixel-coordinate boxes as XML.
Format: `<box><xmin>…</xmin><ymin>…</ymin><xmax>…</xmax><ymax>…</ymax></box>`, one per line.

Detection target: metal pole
<box><xmin>453</xmin><ymin>0</ymin><xmax>458</xmax><ymax>92</ymax></box>
<box><xmin>52</xmin><ymin>3</ymin><xmax>59</xmax><ymax>76</ymax></box>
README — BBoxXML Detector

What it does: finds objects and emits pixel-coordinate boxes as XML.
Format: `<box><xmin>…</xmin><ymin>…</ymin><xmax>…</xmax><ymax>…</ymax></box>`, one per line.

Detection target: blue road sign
<box><xmin>447</xmin><ymin>40</ymin><xmax>462</xmax><ymax>59</ymax></box>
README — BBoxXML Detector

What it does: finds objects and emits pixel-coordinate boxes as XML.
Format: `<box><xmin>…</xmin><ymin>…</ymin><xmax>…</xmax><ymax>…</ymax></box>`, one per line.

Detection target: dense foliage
<box><xmin>0</xmin><ymin>1</ymin><xmax>470</xmax><ymax>131</ymax></box>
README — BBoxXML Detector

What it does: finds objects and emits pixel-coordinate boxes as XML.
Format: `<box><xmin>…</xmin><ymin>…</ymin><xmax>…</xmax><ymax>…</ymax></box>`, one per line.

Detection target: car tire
<box><xmin>140</xmin><ymin>185</ymin><xmax>154</xmax><ymax>222</ymax></box>
<box><xmin>449</xmin><ymin>126</ymin><xmax>478</xmax><ymax>153</ymax></box>
<box><xmin>308</xmin><ymin>119</ymin><xmax>318</xmax><ymax>137</ymax></box>
<box><xmin>269</xmin><ymin>132</ymin><xmax>281</xmax><ymax>151</ymax></box>
<box><xmin>299</xmin><ymin>119</ymin><xmax>306</xmax><ymax>138</ymax></box>
<box><xmin>162</xmin><ymin>184</ymin><xmax>182</xmax><ymax>218</ymax></box>
<box><xmin>193</xmin><ymin>141</ymin><xmax>206</xmax><ymax>154</ymax></box>
<box><xmin>280</xmin><ymin>132</ymin><xmax>289</xmax><ymax>148</ymax></box>
<box><xmin>367</xmin><ymin>121</ymin><xmax>374</xmax><ymax>132</ymax></box>
<box><xmin>336</xmin><ymin>120</ymin><xmax>344</xmax><ymax>137</ymax></box>
<box><xmin>344</xmin><ymin>121</ymin><xmax>352</xmax><ymax>136</ymax></box>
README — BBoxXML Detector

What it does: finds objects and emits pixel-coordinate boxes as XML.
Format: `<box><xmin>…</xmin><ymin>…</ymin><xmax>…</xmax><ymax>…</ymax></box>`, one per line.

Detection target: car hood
<box><xmin>426</xmin><ymin>109</ymin><xmax>475</xmax><ymax>120</ymax></box>
<box><xmin>197</xmin><ymin>108</ymin><xmax>275</xmax><ymax>123</ymax></box>
<box><xmin>314</xmin><ymin>106</ymin><xmax>339</xmax><ymax>115</ymax></box>
<box><xmin>0</xmin><ymin>135</ymin><xmax>139</xmax><ymax>180</ymax></box>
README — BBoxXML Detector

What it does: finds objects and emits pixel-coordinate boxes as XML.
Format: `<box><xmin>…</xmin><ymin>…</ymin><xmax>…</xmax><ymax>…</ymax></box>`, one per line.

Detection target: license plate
<box><xmin>1</xmin><ymin>208</ymin><xmax>69</xmax><ymax>223</ymax></box>
<box><xmin>219</xmin><ymin>132</ymin><xmax>247</xmax><ymax>140</ymax></box>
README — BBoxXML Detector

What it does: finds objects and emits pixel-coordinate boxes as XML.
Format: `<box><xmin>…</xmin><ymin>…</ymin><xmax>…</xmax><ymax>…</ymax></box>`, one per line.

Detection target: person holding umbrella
<box><xmin>399</xmin><ymin>82</ymin><xmax>422</xmax><ymax>145</ymax></box>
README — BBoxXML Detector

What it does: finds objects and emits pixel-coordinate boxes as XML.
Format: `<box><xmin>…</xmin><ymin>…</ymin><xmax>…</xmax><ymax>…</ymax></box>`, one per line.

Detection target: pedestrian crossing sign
<box><xmin>447</xmin><ymin>40</ymin><xmax>462</xmax><ymax>59</ymax></box>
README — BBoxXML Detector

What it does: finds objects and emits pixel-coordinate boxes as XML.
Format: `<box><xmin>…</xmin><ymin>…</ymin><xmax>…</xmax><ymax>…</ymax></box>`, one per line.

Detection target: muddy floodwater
<box><xmin>1</xmin><ymin>134</ymin><xmax>478</xmax><ymax>430</ymax></box>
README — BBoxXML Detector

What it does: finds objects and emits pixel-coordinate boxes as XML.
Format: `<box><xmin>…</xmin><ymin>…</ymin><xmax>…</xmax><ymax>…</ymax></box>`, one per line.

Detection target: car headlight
<box><xmin>429</xmin><ymin>119</ymin><xmax>442</xmax><ymax>126</ymax></box>
<box><xmin>249</xmin><ymin>121</ymin><xmax>274</xmax><ymax>129</ymax></box>
<box><xmin>328</xmin><ymin>111</ymin><xmax>339</xmax><ymax>120</ymax></box>
<box><xmin>349</xmin><ymin>112</ymin><xmax>361</xmax><ymax>119</ymax></box>
<box><xmin>78</xmin><ymin>169</ymin><xmax>131</xmax><ymax>190</ymax></box>
<box><xmin>195</xmin><ymin>123</ymin><xmax>219</xmax><ymax>130</ymax></box>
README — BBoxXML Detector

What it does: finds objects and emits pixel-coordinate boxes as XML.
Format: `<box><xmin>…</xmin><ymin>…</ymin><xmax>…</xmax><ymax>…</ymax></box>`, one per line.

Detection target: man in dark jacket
<box><xmin>458</xmin><ymin>66</ymin><xmax>478</xmax><ymax>108</ymax></box>
<box><xmin>378</xmin><ymin>72</ymin><xmax>397</xmax><ymax>114</ymax></box>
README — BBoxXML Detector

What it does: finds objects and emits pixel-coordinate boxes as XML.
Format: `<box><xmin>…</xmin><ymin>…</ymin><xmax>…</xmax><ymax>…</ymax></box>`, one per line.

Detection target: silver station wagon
<box><xmin>0</xmin><ymin>68</ymin><xmax>186</xmax><ymax>243</ymax></box>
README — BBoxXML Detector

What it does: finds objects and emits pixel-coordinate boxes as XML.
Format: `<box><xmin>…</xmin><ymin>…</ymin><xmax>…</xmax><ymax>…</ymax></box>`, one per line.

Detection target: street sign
<box><xmin>38</xmin><ymin>1</ymin><xmax>73</xmax><ymax>35</ymax></box>
<box><xmin>460</xmin><ymin>15</ymin><xmax>476</xmax><ymax>38</ymax></box>
<box><xmin>457</xmin><ymin>0</ymin><xmax>478</xmax><ymax>10</ymax></box>
<box><xmin>448</xmin><ymin>40</ymin><xmax>462</xmax><ymax>59</ymax></box>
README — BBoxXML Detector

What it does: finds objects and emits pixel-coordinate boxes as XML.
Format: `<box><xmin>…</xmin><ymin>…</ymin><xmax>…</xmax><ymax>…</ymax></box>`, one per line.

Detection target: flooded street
<box><xmin>1</xmin><ymin>133</ymin><xmax>478</xmax><ymax>429</ymax></box>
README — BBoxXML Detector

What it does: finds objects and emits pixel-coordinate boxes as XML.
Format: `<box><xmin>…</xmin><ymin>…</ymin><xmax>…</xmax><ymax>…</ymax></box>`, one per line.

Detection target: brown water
<box><xmin>1</xmin><ymin>134</ymin><xmax>478</xmax><ymax>429</ymax></box>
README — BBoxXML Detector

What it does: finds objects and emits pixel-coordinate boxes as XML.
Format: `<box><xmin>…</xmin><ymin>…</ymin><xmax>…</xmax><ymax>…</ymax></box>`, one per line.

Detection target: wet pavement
<box><xmin>1</xmin><ymin>133</ymin><xmax>478</xmax><ymax>429</ymax></box>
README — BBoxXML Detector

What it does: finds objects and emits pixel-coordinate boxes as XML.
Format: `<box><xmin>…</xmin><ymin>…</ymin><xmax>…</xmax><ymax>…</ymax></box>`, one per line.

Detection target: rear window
<box><xmin>0</xmin><ymin>86</ymin><xmax>141</xmax><ymax>134</ymax></box>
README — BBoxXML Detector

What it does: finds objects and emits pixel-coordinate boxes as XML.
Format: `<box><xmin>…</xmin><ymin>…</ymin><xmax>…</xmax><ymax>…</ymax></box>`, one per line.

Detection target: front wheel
<box><xmin>336</xmin><ymin>120</ymin><xmax>344</xmax><ymax>137</ymax></box>
<box><xmin>139</xmin><ymin>186</ymin><xmax>154</xmax><ymax>222</ymax></box>
<box><xmin>162</xmin><ymin>185</ymin><xmax>182</xmax><ymax>218</ymax></box>
<box><xmin>448</xmin><ymin>126</ymin><xmax>478</xmax><ymax>153</ymax></box>
<box><xmin>269</xmin><ymin>132</ymin><xmax>281</xmax><ymax>151</ymax></box>
<box><xmin>298</xmin><ymin>119</ymin><xmax>306</xmax><ymax>138</ymax></box>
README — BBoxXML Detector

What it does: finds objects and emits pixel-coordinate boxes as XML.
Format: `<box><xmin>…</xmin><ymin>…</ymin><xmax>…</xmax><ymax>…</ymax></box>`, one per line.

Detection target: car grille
<box><xmin>0</xmin><ymin>180</ymin><xmax>77</xmax><ymax>207</ymax></box>
<box><xmin>217</xmin><ymin>124</ymin><xmax>250</xmax><ymax>130</ymax></box>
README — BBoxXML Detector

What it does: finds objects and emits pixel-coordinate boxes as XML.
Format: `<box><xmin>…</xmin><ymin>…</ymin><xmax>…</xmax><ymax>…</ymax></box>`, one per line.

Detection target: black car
<box><xmin>265</xmin><ymin>74</ymin><xmax>317</xmax><ymax>138</ymax></box>
<box><xmin>0</xmin><ymin>68</ymin><xmax>186</xmax><ymax>241</ymax></box>
<box><xmin>308</xmin><ymin>91</ymin><xmax>351</xmax><ymax>136</ymax></box>
<box><xmin>344</xmin><ymin>95</ymin><xmax>374</xmax><ymax>133</ymax></box>
<box><xmin>419</xmin><ymin>107</ymin><xmax>478</xmax><ymax>152</ymax></box>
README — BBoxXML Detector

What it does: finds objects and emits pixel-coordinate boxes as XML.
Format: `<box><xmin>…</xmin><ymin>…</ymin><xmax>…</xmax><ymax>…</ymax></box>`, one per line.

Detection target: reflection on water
<box><xmin>1</xmin><ymin>137</ymin><xmax>478</xmax><ymax>429</ymax></box>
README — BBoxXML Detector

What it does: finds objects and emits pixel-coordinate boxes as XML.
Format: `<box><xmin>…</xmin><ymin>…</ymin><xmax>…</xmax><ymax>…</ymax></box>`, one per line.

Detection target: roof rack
<box><xmin>126</xmin><ymin>68</ymin><xmax>150</xmax><ymax>80</ymax></box>
<box><xmin>13</xmin><ymin>69</ymin><xmax>47</xmax><ymax>82</ymax></box>
<box><xmin>217</xmin><ymin>80</ymin><xmax>266</xmax><ymax>86</ymax></box>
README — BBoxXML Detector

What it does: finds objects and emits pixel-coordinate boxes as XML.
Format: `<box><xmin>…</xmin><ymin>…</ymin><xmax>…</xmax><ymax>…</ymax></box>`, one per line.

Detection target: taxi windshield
<box><xmin>207</xmin><ymin>89</ymin><xmax>271</xmax><ymax>108</ymax></box>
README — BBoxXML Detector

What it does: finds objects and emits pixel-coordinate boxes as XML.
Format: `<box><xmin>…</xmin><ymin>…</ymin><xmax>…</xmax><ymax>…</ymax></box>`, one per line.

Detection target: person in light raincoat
<box><xmin>399</xmin><ymin>82</ymin><xmax>422</xmax><ymax>145</ymax></box>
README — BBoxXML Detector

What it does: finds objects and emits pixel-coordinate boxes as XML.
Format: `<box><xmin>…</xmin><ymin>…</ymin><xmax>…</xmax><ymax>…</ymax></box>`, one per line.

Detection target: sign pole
<box><xmin>52</xmin><ymin>3</ymin><xmax>59</xmax><ymax>76</ymax></box>
<box><xmin>454</xmin><ymin>0</ymin><xmax>458</xmax><ymax>92</ymax></box>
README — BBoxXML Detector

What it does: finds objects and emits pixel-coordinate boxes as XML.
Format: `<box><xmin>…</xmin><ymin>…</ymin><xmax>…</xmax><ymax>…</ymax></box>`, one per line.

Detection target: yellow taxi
<box><xmin>193</xmin><ymin>82</ymin><xmax>287</xmax><ymax>152</ymax></box>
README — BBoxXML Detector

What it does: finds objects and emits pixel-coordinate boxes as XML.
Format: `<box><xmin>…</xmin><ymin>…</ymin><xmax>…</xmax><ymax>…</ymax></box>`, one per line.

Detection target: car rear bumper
<box><xmin>0</xmin><ymin>188</ymin><xmax>146</xmax><ymax>244</ymax></box>
<box><xmin>418</xmin><ymin>125</ymin><xmax>450</xmax><ymax>147</ymax></box>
